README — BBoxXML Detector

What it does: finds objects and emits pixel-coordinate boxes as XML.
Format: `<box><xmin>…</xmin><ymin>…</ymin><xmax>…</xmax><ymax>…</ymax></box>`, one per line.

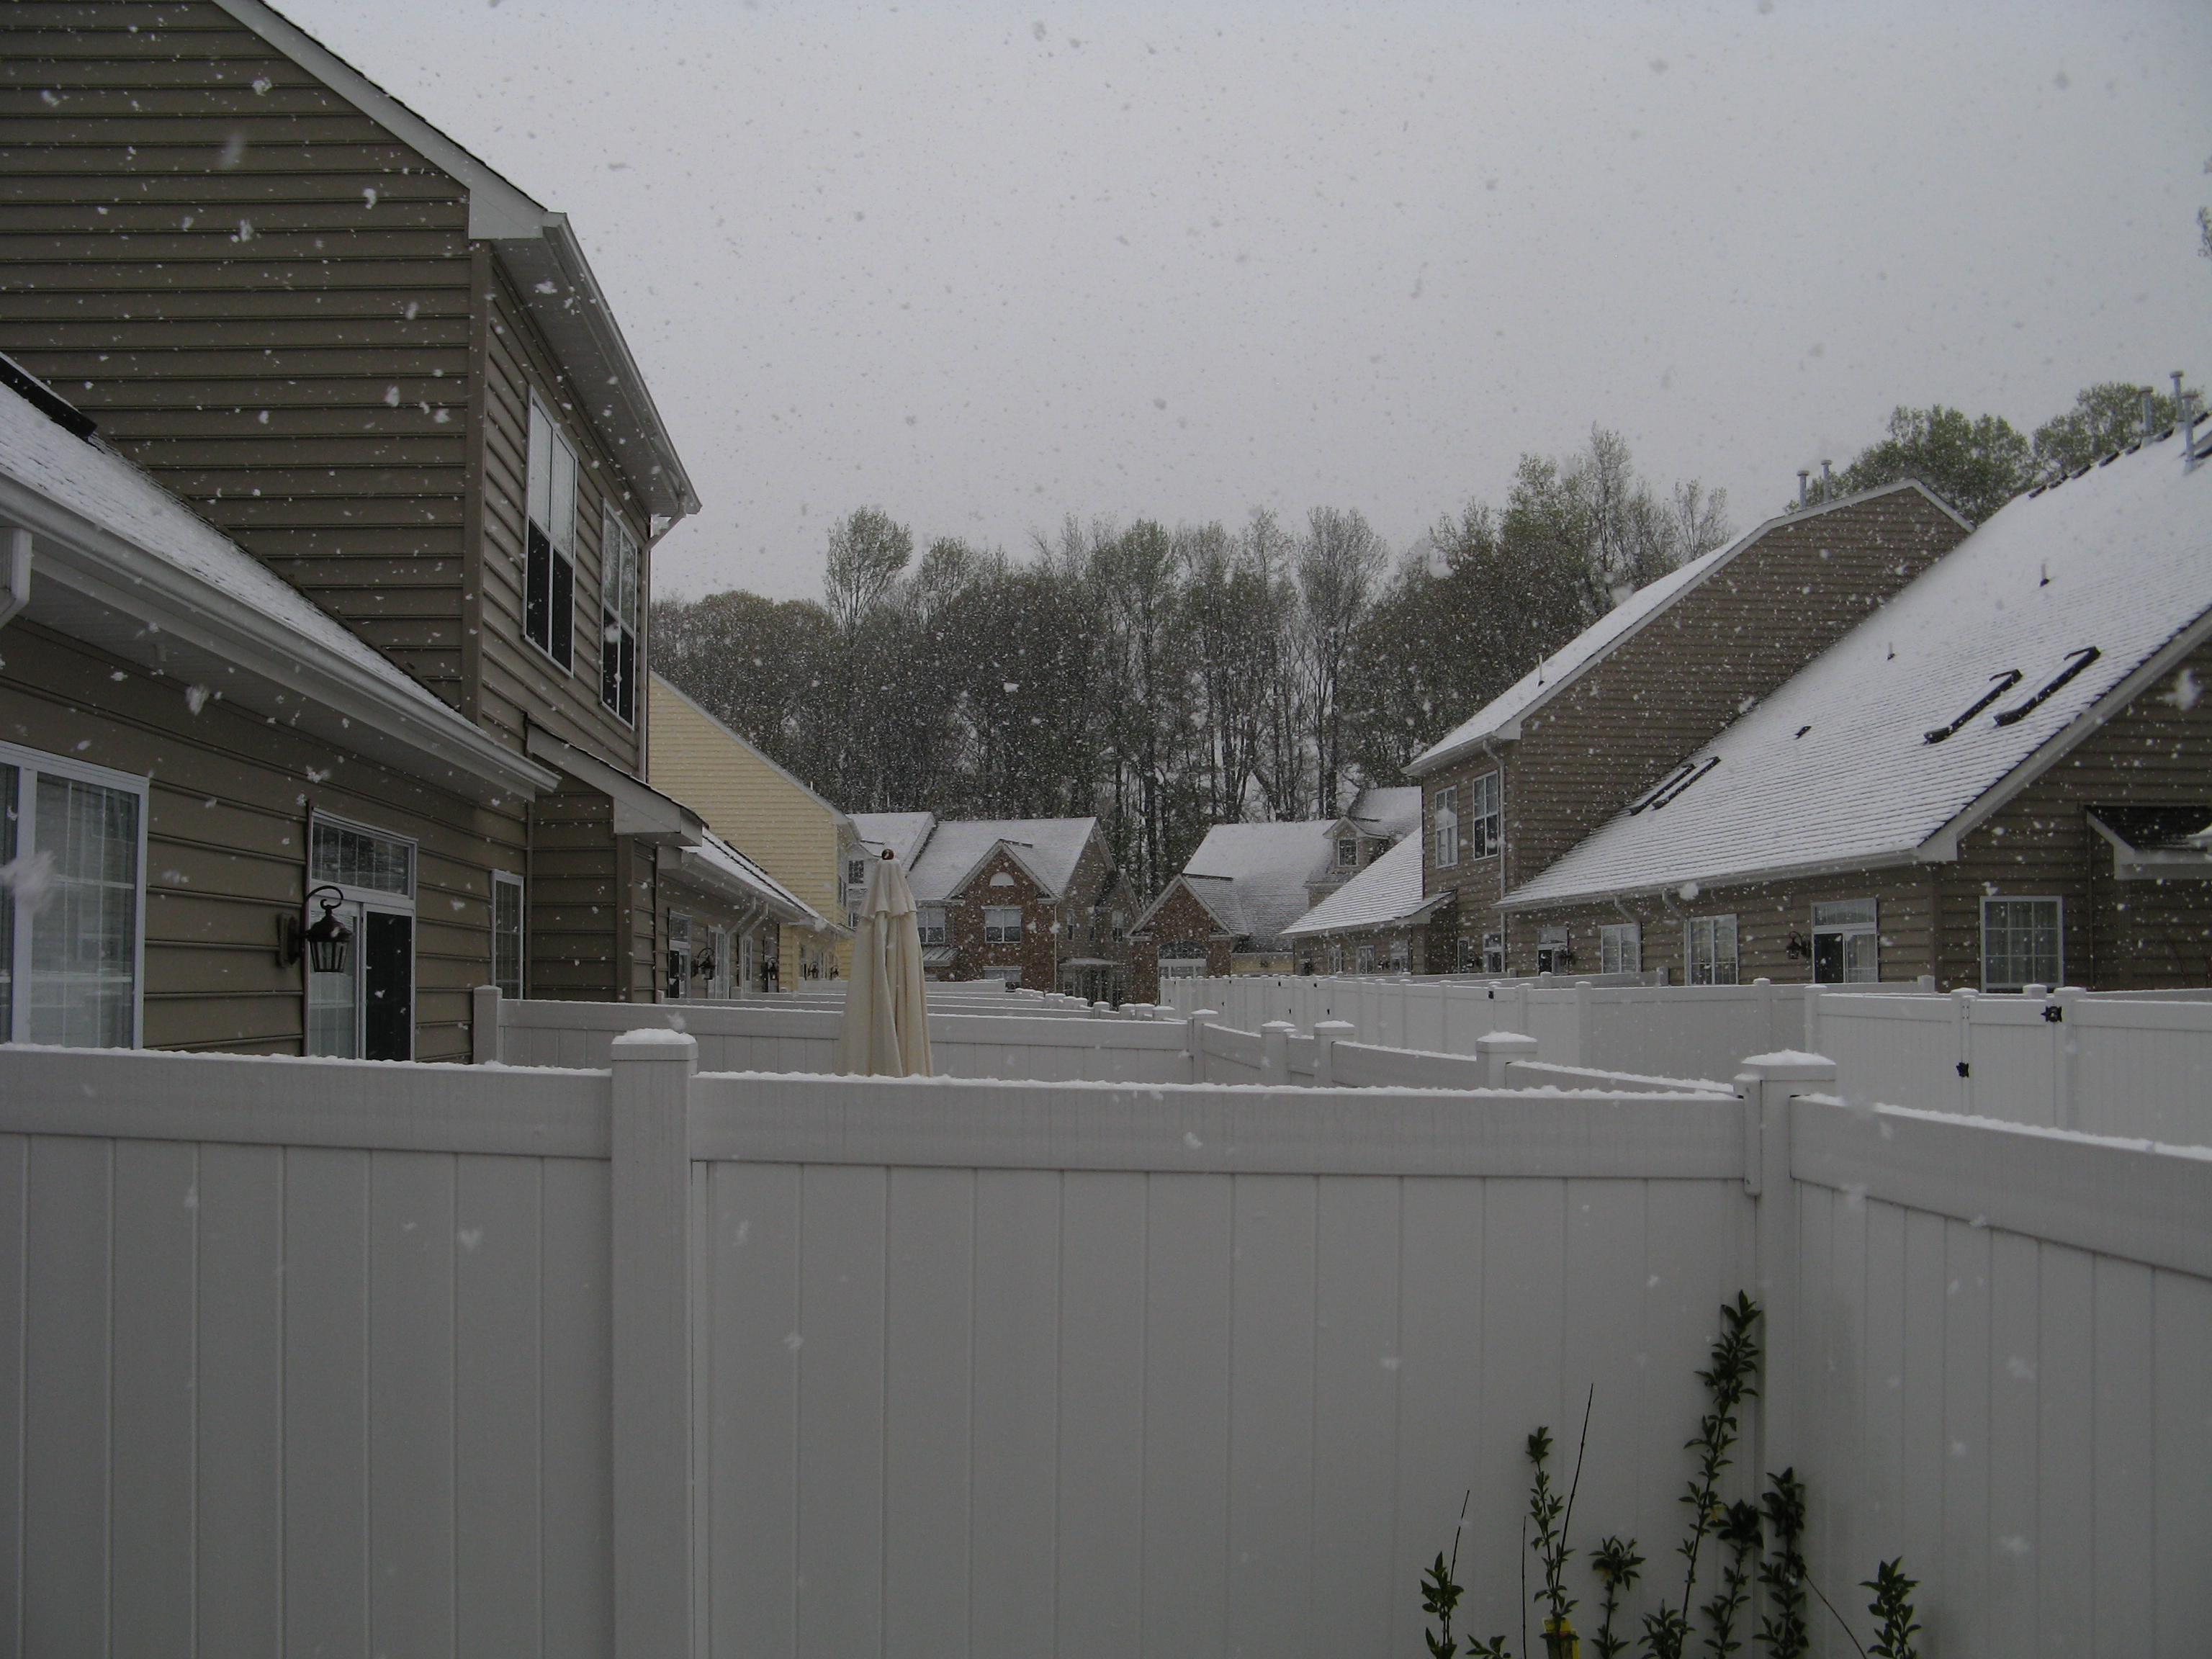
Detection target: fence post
<box><xmin>2049</xmin><ymin>985</ymin><xmax>2085</xmax><ymax>1130</ymax></box>
<box><xmin>1260</xmin><ymin>1020</ymin><xmax>1294</xmax><ymax>1085</ymax></box>
<box><xmin>1733</xmin><ymin>1050</ymin><xmax>1834</xmax><ymax>1498</ymax></box>
<box><xmin>1187</xmin><ymin>1010</ymin><xmax>1218</xmax><ymax>1084</ymax></box>
<box><xmin>610</xmin><ymin>1028</ymin><xmax>698</xmax><ymax>1658</ymax></box>
<box><xmin>1477</xmin><ymin>1030</ymin><xmax>1541</xmax><ymax>1089</ymax></box>
<box><xmin>472</xmin><ymin>982</ymin><xmax>500</xmax><ymax>1064</ymax></box>
<box><xmin>1753</xmin><ymin>976</ymin><xmax>1776</xmax><ymax>1054</ymax></box>
<box><xmin>1312</xmin><ymin>1020</ymin><xmax>1354</xmax><ymax>1088</ymax></box>
<box><xmin>1951</xmin><ymin>986</ymin><xmax>1978</xmax><ymax>1114</ymax></box>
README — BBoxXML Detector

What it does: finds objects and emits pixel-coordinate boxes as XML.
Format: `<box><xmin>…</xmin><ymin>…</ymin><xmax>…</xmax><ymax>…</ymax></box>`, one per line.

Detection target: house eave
<box><xmin>0</xmin><ymin>475</ymin><xmax>557</xmax><ymax>808</ymax></box>
<box><xmin>1498</xmin><ymin>846</ymin><xmax>1925</xmax><ymax>913</ymax></box>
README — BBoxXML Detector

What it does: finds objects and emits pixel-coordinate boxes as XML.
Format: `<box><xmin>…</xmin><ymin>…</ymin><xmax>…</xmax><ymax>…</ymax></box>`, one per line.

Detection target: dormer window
<box><xmin>1338</xmin><ymin>837</ymin><xmax>1358</xmax><ymax>868</ymax></box>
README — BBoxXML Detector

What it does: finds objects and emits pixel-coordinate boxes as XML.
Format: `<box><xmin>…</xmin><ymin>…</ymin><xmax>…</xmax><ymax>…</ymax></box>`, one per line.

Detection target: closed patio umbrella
<box><xmin>835</xmin><ymin>848</ymin><xmax>934</xmax><ymax>1076</ymax></box>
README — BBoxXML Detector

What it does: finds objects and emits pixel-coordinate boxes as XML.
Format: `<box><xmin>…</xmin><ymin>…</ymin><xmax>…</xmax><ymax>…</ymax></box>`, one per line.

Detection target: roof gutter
<box><xmin>0</xmin><ymin>475</ymin><xmax>558</xmax><ymax>806</ymax></box>
<box><xmin>1914</xmin><ymin>603</ymin><xmax>2212</xmax><ymax>863</ymax></box>
<box><xmin>1498</xmin><ymin>845</ymin><xmax>1925</xmax><ymax>914</ymax></box>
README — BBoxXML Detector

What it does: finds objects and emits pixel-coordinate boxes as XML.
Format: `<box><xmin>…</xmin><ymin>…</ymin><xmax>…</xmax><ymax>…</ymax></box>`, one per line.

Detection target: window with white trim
<box><xmin>1537</xmin><ymin>925</ymin><xmax>1572</xmax><ymax>974</ymax></box>
<box><xmin>1482</xmin><ymin>931</ymin><xmax>1506</xmax><ymax>974</ymax></box>
<box><xmin>526</xmin><ymin>397</ymin><xmax>577</xmax><ymax>669</ymax></box>
<box><xmin>307</xmin><ymin>815</ymin><xmax>415</xmax><ymax>1061</ymax></box>
<box><xmin>1468</xmin><ymin>770</ymin><xmax>1501</xmax><ymax>858</ymax></box>
<box><xmin>1337</xmin><ymin>836</ymin><xmax>1358</xmax><ymax>868</ymax></box>
<box><xmin>600</xmin><ymin>503</ymin><xmax>640</xmax><ymax>722</ymax></box>
<box><xmin>1356</xmin><ymin>944</ymin><xmax>1376</xmax><ymax>974</ymax></box>
<box><xmin>1812</xmin><ymin>899</ymin><xmax>1878</xmax><ymax>984</ymax></box>
<box><xmin>1982</xmin><ymin>897</ymin><xmax>2060</xmax><ymax>992</ymax></box>
<box><xmin>1326</xmin><ymin>943</ymin><xmax>1344</xmax><ymax>975</ymax></box>
<box><xmin>1685</xmin><ymin>914</ymin><xmax>1738</xmax><ymax>985</ymax></box>
<box><xmin>0</xmin><ymin>747</ymin><xmax>147</xmax><ymax>1048</ymax></box>
<box><xmin>917</xmin><ymin>907</ymin><xmax>948</xmax><ymax>945</ymax></box>
<box><xmin>1386</xmin><ymin>937</ymin><xmax>1409</xmax><ymax>973</ymax></box>
<box><xmin>984</xmin><ymin>905</ymin><xmax>1022</xmax><ymax>943</ymax></box>
<box><xmin>492</xmin><ymin>871</ymin><xmax>523</xmax><ymax>1000</ymax></box>
<box><xmin>1433</xmin><ymin>786</ymin><xmax>1459</xmax><ymax>868</ymax></box>
<box><xmin>666</xmin><ymin>912</ymin><xmax>691</xmax><ymax>1001</ymax></box>
<box><xmin>1599</xmin><ymin>922</ymin><xmax>1641</xmax><ymax>975</ymax></box>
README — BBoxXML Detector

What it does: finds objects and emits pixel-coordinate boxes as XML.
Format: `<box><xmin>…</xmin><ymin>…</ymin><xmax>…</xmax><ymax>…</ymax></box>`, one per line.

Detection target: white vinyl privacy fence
<box><xmin>1164</xmin><ymin>974</ymin><xmax>1930</xmax><ymax>1082</ymax></box>
<box><xmin>1811</xmin><ymin>987</ymin><xmax>2212</xmax><ymax>1144</ymax></box>
<box><xmin>2</xmin><ymin>1039</ymin><xmax>2206</xmax><ymax>1656</ymax></box>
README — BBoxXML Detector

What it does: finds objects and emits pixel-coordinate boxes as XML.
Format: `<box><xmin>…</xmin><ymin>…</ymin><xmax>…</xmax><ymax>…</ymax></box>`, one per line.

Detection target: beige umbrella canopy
<box><xmin>835</xmin><ymin>848</ymin><xmax>934</xmax><ymax>1076</ymax></box>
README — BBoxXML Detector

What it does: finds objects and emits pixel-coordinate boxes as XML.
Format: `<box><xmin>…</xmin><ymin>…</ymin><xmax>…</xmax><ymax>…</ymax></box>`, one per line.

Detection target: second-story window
<box><xmin>1434</xmin><ymin>786</ymin><xmax>1459</xmax><ymax>868</ymax></box>
<box><xmin>1469</xmin><ymin>770</ymin><xmax>1501</xmax><ymax>858</ymax></box>
<box><xmin>1337</xmin><ymin>836</ymin><xmax>1358</xmax><ymax>868</ymax></box>
<box><xmin>526</xmin><ymin>398</ymin><xmax>577</xmax><ymax>670</ymax></box>
<box><xmin>600</xmin><ymin>504</ymin><xmax>639</xmax><ymax>722</ymax></box>
<box><xmin>984</xmin><ymin>905</ymin><xmax>1022</xmax><ymax>943</ymax></box>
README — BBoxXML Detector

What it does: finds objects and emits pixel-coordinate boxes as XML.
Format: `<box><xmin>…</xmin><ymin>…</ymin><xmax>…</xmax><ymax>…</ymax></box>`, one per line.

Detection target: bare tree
<box><xmin>1297</xmin><ymin>505</ymin><xmax>1385</xmax><ymax>817</ymax></box>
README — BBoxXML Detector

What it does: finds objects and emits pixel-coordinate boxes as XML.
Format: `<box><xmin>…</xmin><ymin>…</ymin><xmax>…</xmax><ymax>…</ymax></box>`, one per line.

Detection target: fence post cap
<box><xmin>1259</xmin><ymin>1019</ymin><xmax>1298</xmax><ymax>1033</ymax></box>
<box><xmin>1475</xmin><ymin>1030</ymin><xmax>1541</xmax><ymax>1055</ymax></box>
<box><xmin>1737</xmin><ymin>1049</ymin><xmax>1838</xmax><ymax>1082</ymax></box>
<box><xmin>1313</xmin><ymin>1019</ymin><xmax>1355</xmax><ymax>1035</ymax></box>
<box><xmin>611</xmin><ymin>1027</ymin><xmax>699</xmax><ymax>1061</ymax></box>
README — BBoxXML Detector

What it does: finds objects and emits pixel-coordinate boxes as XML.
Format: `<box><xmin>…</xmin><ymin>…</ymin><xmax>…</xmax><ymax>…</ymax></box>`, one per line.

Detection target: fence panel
<box><xmin>685</xmin><ymin>1071</ymin><xmax>1750</xmax><ymax>1658</ymax></box>
<box><xmin>0</xmin><ymin>1046</ymin><xmax>615</xmax><ymax>1655</ymax></box>
<box><xmin>1786</xmin><ymin>1097</ymin><xmax>2212</xmax><ymax>1656</ymax></box>
<box><xmin>1961</xmin><ymin>996</ymin><xmax>2063</xmax><ymax>1125</ymax></box>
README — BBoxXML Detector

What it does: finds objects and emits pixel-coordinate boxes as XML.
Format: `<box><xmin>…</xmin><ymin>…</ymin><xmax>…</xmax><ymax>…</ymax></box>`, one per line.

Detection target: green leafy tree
<box><xmin>2031</xmin><ymin>380</ymin><xmax>2196</xmax><ymax>478</ymax></box>
<box><xmin>1825</xmin><ymin>405</ymin><xmax>2033</xmax><ymax>525</ymax></box>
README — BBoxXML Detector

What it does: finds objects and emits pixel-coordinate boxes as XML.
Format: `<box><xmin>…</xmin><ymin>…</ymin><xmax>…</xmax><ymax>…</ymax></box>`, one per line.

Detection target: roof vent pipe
<box><xmin>1820</xmin><ymin>459</ymin><xmax>1835</xmax><ymax>499</ymax></box>
<box><xmin>1797</xmin><ymin>469</ymin><xmax>1809</xmax><ymax>508</ymax></box>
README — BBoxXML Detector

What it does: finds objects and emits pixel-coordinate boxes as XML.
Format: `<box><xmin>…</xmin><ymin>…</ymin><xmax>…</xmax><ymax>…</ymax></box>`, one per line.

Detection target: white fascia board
<box><xmin>0</xmin><ymin>477</ymin><xmax>555</xmax><ymax>806</ymax></box>
<box><xmin>675</xmin><ymin>844</ymin><xmax>818</xmax><ymax>923</ymax></box>
<box><xmin>1498</xmin><ymin>846</ymin><xmax>1924</xmax><ymax>914</ymax></box>
<box><xmin>946</xmin><ymin>839</ymin><xmax>1061</xmax><ymax>904</ymax></box>
<box><xmin>210</xmin><ymin>0</ymin><xmax>698</xmax><ymax>524</ymax></box>
<box><xmin>525</xmin><ymin>726</ymin><xmax>703</xmax><ymax>845</ymax></box>
<box><xmin>2086</xmin><ymin>813</ymin><xmax>2212</xmax><ymax>881</ymax></box>
<box><xmin>1914</xmin><ymin>603</ymin><xmax>2212</xmax><ymax>864</ymax></box>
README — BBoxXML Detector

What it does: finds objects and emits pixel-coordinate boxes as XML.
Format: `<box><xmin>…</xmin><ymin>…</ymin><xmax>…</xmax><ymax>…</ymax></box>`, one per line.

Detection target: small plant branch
<box><xmin>1590</xmin><ymin>1536</ymin><xmax>1644</xmax><ymax>1659</ymax></box>
<box><xmin>1862</xmin><ymin>1560</ymin><xmax>1922</xmax><ymax>1659</ymax></box>
<box><xmin>1755</xmin><ymin>1469</ymin><xmax>1810</xmax><ymax>1659</ymax></box>
<box><xmin>1699</xmin><ymin>1500</ymin><xmax>1761</xmax><ymax>1656</ymax></box>
<box><xmin>1422</xmin><ymin>1491</ymin><xmax>1472</xmax><ymax>1659</ymax></box>
<box><xmin>1641</xmin><ymin>1293</ymin><xmax>1763</xmax><ymax>1659</ymax></box>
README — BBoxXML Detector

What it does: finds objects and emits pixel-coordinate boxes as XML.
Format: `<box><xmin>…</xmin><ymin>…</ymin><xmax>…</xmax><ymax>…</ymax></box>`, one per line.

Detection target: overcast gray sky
<box><xmin>281</xmin><ymin>0</ymin><xmax>2212</xmax><ymax>602</ymax></box>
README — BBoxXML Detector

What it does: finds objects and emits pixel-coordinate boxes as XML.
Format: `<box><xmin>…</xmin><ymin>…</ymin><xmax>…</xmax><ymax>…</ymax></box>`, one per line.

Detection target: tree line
<box><xmin>652</xmin><ymin>378</ymin><xmax>2190</xmax><ymax>896</ymax></box>
<box><xmin>652</xmin><ymin>428</ymin><xmax>1728</xmax><ymax>894</ymax></box>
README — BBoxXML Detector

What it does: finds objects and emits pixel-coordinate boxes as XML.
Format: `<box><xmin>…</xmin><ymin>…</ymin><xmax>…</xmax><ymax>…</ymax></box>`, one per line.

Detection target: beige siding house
<box><xmin>647</xmin><ymin>675</ymin><xmax>855</xmax><ymax>984</ymax></box>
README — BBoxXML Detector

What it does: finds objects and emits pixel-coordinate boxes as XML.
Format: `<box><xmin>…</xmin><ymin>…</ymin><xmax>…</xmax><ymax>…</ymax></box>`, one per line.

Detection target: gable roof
<box><xmin>885</xmin><ymin>816</ymin><xmax>1101</xmax><ymax>904</ymax></box>
<box><xmin>1504</xmin><ymin>431</ymin><xmax>2212</xmax><ymax>909</ymax></box>
<box><xmin>650</xmin><ymin>673</ymin><xmax>850</xmax><ymax>827</ymax></box>
<box><xmin>1283</xmin><ymin>833</ymin><xmax>1448</xmax><ymax>938</ymax></box>
<box><xmin>1408</xmin><ymin>480</ymin><xmax>1969</xmax><ymax>778</ymax></box>
<box><xmin>850</xmin><ymin>811</ymin><xmax>936</xmax><ymax>868</ymax></box>
<box><xmin>1130</xmin><ymin>820</ymin><xmax>1334</xmax><ymax>943</ymax></box>
<box><xmin>0</xmin><ymin>379</ymin><xmax>554</xmax><ymax>807</ymax></box>
<box><xmin>210</xmin><ymin>0</ymin><xmax>696</xmax><ymax>521</ymax></box>
<box><xmin>1344</xmin><ymin>783</ymin><xmax>1424</xmax><ymax>838</ymax></box>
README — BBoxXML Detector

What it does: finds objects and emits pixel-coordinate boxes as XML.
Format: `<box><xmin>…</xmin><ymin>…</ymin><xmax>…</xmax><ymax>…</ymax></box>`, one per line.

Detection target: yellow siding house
<box><xmin>647</xmin><ymin>674</ymin><xmax>856</xmax><ymax>983</ymax></box>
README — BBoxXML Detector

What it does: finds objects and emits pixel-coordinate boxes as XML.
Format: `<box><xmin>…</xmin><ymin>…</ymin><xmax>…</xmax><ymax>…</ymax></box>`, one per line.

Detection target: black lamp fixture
<box><xmin>1785</xmin><ymin>931</ymin><xmax>1812</xmax><ymax>961</ymax></box>
<box><xmin>302</xmin><ymin>884</ymin><xmax>354</xmax><ymax>975</ymax></box>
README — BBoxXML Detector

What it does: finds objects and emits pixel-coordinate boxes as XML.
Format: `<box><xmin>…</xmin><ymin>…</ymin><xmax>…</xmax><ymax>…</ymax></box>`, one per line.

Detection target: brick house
<box><xmin>849</xmin><ymin>814</ymin><xmax>1130</xmax><ymax>999</ymax></box>
<box><xmin>1280</xmin><ymin>835</ymin><xmax>1455</xmax><ymax>974</ymax></box>
<box><xmin>1498</xmin><ymin>426</ymin><xmax>2212</xmax><ymax>990</ymax></box>
<box><xmin>1127</xmin><ymin>787</ymin><xmax>1421</xmax><ymax>999</ymax></box>
<box><xmin>1403</xmin><ymin>482</ymin><xmax>1972</xmax><ymax>976</ymax></box>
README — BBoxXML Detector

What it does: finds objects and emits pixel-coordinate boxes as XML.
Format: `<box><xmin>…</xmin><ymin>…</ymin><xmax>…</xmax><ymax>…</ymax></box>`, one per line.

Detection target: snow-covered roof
<box><xmin>1345</xmin><ymin>784</ymin><xmax>1423</xmax><ymax>838</ymax></box>
<box><xmin>0</xmin><ymin>379</ymin><xmax>554</xmax><ymax>806</ymax></box>
<box><xmin>1506</xmin><ymin>432</ymin><xmax>2212</xmax><ymax>909</ymax></box>
<box><xmin>1408</xmin><ymin>480</ymin><xmax>1965</xmax><ymax>778</ymax></box>
<box><xmin>851</xmin><ymin>811</ymin><xmax>936</xmax><ymax>868</ymax></box>
<box><xmin>1136</xmin><ymin>820</ymin><xmax>1335</xmax><ymax>944</ymax></box>
<box><xmin>680</xmin><ymin>830</ymin><xmax>833</xmax><ymax>930</ymax></box>
<box><xmin>897</xmin><ymin>816</ymin><xmax>1100</xmax><ymax>902</ymax></box>
<box><xmin>1283</xmin><ymin>833</ymin><xmax>1447</xmax><ymax>938</ymax></box>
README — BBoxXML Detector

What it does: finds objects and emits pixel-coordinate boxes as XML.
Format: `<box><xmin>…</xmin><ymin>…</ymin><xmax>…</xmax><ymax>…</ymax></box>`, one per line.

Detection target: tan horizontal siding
<box><xmin>0</xmin><ymin>0</ymin><xmax>478</xmax><ymax>696</ymax></box>
<box><xmin>0</xmin><ymin>620</ymin><xmax>526</xmax><ymax>1059</ymax></box>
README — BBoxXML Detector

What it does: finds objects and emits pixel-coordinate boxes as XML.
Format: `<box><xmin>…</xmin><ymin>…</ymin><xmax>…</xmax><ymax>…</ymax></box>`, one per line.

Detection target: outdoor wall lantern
<box><xmin>302</xmin><ymin>884</ymin><xmax>354</xmax><ymax>976</ymax></box>
<box><xmin>1785</xmin><ymin>931</ymin><xmax>1812</xmax><ymax>960</ymax></box>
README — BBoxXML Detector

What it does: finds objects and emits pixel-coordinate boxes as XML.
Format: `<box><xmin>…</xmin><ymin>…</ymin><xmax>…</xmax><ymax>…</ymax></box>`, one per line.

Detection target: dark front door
<box><xmin>363</xmin><ymin>910</ymin><xmax>413</xmax><ymax>1061</ymax></box>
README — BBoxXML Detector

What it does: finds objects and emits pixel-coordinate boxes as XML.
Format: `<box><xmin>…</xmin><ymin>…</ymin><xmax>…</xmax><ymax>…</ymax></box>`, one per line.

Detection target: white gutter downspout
<box><xmin>0</xmin><ymin>529</ymin><xmax>30</xmax><ymax>629</ymax></box>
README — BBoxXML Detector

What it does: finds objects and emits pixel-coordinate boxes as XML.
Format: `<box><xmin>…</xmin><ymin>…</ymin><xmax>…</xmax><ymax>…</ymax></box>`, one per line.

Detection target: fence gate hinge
<box><xmin>2041</xmin><ymin>1004</ymin><xmax>2064</xmax><ymax>1022</ymax></box>
<box><xmin>1955</xmin><ymin>1061</ymin><xmax>1971</xmax><ymax>1078</ymax></box>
